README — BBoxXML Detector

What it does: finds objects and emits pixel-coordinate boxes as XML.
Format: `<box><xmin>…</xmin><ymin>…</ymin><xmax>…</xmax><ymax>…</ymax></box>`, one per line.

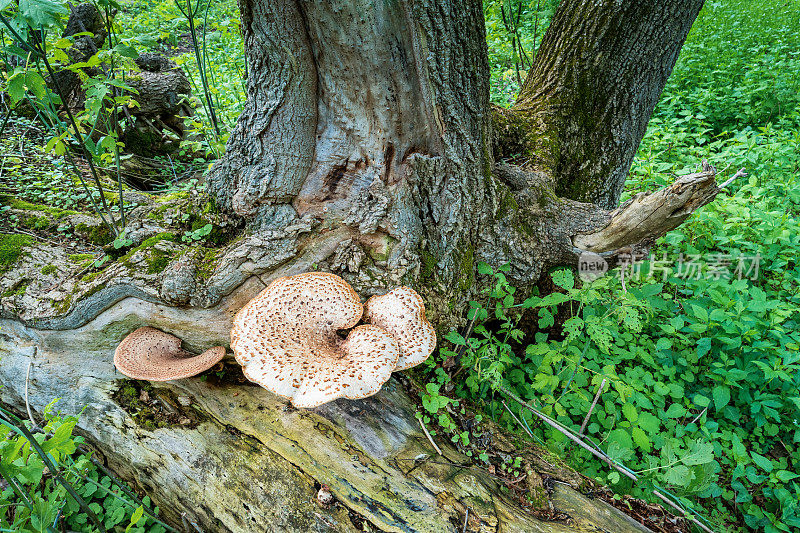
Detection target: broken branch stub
<box><xmin>573</xmin><ymin>166</ymin><xmax>721</xmax><ymax>253</ymax></box>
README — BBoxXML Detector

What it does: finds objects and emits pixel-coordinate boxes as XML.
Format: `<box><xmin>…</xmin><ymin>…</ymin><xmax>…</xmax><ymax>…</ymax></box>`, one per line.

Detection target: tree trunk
<box><xmin>208</xmin><ymin>0</ymin><xmax>493</xmax><ymax>311</ymax></box>
<box><xmin>497</xmin><ymin>0</ymin><xmax>705</xmax><ymax>208</ymax></box>
<box><xmin>1</xmin><ymin>0</ymin><xmax>725</xmax><ymax>531</ymax></box>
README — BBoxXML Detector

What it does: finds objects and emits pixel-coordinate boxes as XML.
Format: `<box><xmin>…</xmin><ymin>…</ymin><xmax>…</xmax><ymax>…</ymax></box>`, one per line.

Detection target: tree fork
<box><xmin>499</xmin><ymin>0</ymin><xmax>706</xmax><ymax>208</ymax></box>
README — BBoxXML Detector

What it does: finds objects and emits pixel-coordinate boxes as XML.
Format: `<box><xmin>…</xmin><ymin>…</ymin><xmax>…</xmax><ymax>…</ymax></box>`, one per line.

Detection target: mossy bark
<box><xmin>507</xmin><ymin>0</ymin><xmax>705</xmax><ymax>208</ymax></box>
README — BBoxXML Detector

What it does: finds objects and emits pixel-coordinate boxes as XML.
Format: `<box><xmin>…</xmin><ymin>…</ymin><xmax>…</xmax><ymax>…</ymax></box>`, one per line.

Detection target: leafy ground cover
<box><xmin>429</xmin><ymin>1</ymin><xmax>800</xmax><ymax>531</ymax></box>
<box><xmin>0</xmin><ymin>403</ymin><xmax>169</xmax><ymax>532</ymax></box>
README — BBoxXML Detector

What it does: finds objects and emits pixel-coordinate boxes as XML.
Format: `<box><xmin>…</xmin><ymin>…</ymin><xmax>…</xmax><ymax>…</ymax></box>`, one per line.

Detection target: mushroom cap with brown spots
<box><xmin>114</xmin><ymin>327</ymin><xmax>226</xmax><ymax>381</ymax></box>
<box><xmin>230</xmin><ymin>272</ymin><xmax>401</xmax><ymax>408</ymax></box>
<box><xmin>364</xmin><ymin>286</ymin><xmax>437</xmax><ymax>371</ymax></box>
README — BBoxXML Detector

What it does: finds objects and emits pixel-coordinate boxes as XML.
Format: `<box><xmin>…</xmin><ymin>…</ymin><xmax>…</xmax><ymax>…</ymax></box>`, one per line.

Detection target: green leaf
<box><xmin>24</xmin><ymin>71</ymin><xmax>47</xmax><ymax>99</ymax></box>
<box><xmin>622</xmin><ymin>403</ymin><xmax>638</xmax><ymax>423</ymax></box>
<box><xmin>665</xmin><ymin>403</ymin><xmax>686</xmax><ymax>418</ymax></box>
<box><xmin>113</xmin><ymin>43</ymin><xmax>139</xmax><ymax>58</ymax></box>
<box><xmin>538</xmin><ymin>292</ymin><xmax>570</xmax><ymax>307</ymax></box>
<box><xmin>19</xmin><ymin>0</ymin><xmax>68</xmax><ymax>27</ymax></box>
<box><xmin>519</xmin><ymin>295</ymin><xmax>540</xmax><ymax>309</ymax></box>
<box><xmin>6</xmin><ymin>72</ymin><xmax>25</xmax><ymax>103</ymax></box>
<box><xmin>631</xmin><ymin>427</ymin><xmax>651</xmax><ymax>452</ymax></box>
<box><xmin>443</xmin><ymin>331</ymin><xmax>466</xmax><ymax>346</ymax></box>
<box><xmin>712</xmin><ymin>385</ymin><xmax>730</xmax><ymax>412</ymax></box>
<box><xmin>606</xmin><ymin>429</ymin><xmax>633</xmax><ymax>461</ymax></box>
<box><xmin>750</xmin><ymin>452</ymin><xmax>774</xmax><ymax>472</ymax></box>
<box><xmin>775</xmin><ymin>470</ymin><xmax>800</xmax><ymax>482</ymax></box>
<box><xmin>638</xmin><ymin>412</ymin><xmax>660</xmax><ymax>434</ymax></box>
<box><xmin>683</xmin><ymin>440</ymin><xmax>714</xmax><ymax>465</ymax></box>
<box><xmin>691</xmin><ymin>304</ymin><xmax>708</xmax><ymax>322</ymax></box>
<box><xmin>664</xmin><ymin>464</ymin><xmax>692</xmax><ymax>487</ymax></box>
<box><xmin>551</xmin><ymin>269</ymin><xmax>574</xmax><ymax>290</ymax></box>
<box><xmin>693</xmin><ymin>394</ymin><xmax>710</xmax><ymax>408</ymax></box>
<box><xmin>477</xmin><ymin>262</ymin><xmax>492</xmax><ymax>275</ymax></box>
<box><xmin>538</xmin><ymin>308</ymin><xmax>554</xmax><ymax>329</ymax></box>
<box><xmin>654</xmin><ymin>382</ymin><xmax>670</xmax><ymax>396</ymax></box>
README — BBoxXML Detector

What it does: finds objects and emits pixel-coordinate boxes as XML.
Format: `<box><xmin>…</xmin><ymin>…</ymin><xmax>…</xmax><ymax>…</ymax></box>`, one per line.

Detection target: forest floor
<box><xmin>1</xmin><ymin>0</ymin><xmax>799</xmax><ymax>532</ymax></box>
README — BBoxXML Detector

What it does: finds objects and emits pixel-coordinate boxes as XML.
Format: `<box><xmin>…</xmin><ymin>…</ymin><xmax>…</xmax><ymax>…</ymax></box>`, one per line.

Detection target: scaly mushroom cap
<box><xmin>230</xmin><ymin>272</ymin><xmax>401</xmax><ymax>408</ymax></box>
<box><xmin>114</xmin><ymin>327</ymin><xmax>226</xmax><ymax>380</ymax></box>
<box><xmin>364</xmin><ymin>286</ymin><xmax>437</xmax><ymax>371</ymax></box>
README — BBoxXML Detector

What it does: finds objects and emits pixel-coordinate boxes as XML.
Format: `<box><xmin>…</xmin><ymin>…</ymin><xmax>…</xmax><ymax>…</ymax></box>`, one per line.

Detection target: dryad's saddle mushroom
<box><xmin>364</xmin><ymin>286</ymin><xmax>437</xmax><ymax>371</ymax></box>
<box><xmin>114</xmin><ymin>327</ymin><xmax>226</xmax><ymax>381</ymax></box>
<box><xmin>230</xmin><ymin>272</ymin><xmax>436</xmax><ymax>408</ymax></box>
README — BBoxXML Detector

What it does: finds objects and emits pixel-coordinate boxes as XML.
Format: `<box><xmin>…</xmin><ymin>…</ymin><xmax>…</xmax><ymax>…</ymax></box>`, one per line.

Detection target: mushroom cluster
<box><xmin>230</xmin><ymin>272</ymin><xmax>436</xmax><ymax>408</ymax></box>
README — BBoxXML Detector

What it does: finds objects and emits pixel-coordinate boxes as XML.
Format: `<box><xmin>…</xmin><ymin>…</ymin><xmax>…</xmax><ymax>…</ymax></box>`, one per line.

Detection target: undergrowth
<box><xmin>0</xmin><ymin>401</ymin><xmax>171</xmax><ymax>532</ymax></box>
<box><xmin>421</xmin><ymin>1</ymin><xmax>800</xmax><ymax>532</ymax></box>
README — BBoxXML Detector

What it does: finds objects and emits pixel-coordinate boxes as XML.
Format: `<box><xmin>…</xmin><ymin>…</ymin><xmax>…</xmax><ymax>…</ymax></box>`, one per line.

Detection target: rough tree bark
<box><xmin>1</xmin><ymin>0</ymin><xmax>724</xmax><ymax>531</ymax></box>
<box><xmin>498</xmin><ymin>0</ymin><xmax>706</xmax><ymax>208</ymax></box>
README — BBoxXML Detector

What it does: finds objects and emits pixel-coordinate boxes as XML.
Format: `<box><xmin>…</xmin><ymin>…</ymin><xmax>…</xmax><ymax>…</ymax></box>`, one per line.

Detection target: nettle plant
<box><xmin>425</xmin><ymin>252</ymin><xmax>800</xmax><ymax>530</ymax></box>
<box><xmin>0</xmin><ymin>0</ymin><xmax>140</xmax><ymax>234</ymax></box>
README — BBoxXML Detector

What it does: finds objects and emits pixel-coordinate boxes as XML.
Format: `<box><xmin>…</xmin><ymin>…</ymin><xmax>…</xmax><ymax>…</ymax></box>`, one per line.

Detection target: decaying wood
<box><xmin>574</xmin><ymin>168</ymin><xmax>717</xmax><ymax>253</ymax></box>
<box><xmin>122</xmin><ymin>53</ymin><xmax>193</xmax><ymax>161</ymax></box>
<box><xmin>0</xmin><ymin>287</ymin><xmax>652</xmax><ymax>533</ymax></box>
<box><xmin>573</xmin><ymin>163</ymin><xmax>731</xmax><ymax>253</ymax></box>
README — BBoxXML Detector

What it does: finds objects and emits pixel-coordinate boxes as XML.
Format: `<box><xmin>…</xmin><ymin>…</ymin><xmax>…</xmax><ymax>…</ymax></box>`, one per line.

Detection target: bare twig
<box><xmin>502</xmin><ymin>400</ymin><xmax>533</xmax><ymax>438</ymax></box>
<box><xmin>462</xmin><ymin>508</ymin><xmax>468</xmax><ymax>533</ymax></box>
<box><xmin>720</xmin><ymin>168</ymin><xmax>747</xmax><ymax>189</ymax></box>
<box><xmin>7</xmin><ymin>227</ymin><xmax>63</xmax><ymax>247</ymax></box>
<box><xmin>495</xmin><ymin>385</ymin><xmax>716</xmax><ymax>533</ymax></box>
<box><xmin>418</xmin><ymin>417</ymin><xmax>442</xmax><ymax>455</ymax></box>
<box><xmin>579</xmin><ymin>378</ymin><xmax>606</xmax><ymax>436</ymax></box>
<box><xmin>25</xmin><ymin>357</ymin><xmax>39</xmax><ymax>430</ymax></box>
<box><xmin>689</xmin><ymin>406</ymin><xmax>708</xmax><ymax>426</ymax></box>
<box><xmin>653</xmin><ymin>490</ymin><xmax>715</xmax><ymax>533</ymax></box>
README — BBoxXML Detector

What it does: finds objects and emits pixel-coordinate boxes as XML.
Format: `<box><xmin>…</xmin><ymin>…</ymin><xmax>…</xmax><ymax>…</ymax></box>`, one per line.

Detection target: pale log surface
<box><xmin>0</xmin><ymin>279</ymin><xmax>650</xmax><ymax>533</ymax></box>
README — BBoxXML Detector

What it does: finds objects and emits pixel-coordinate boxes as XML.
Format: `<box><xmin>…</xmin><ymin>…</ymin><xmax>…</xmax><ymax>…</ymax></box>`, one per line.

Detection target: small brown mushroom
<box><xmin>230</xmin><ymin>272</ymin><xmax>401</xmax><ymax>408</ymax></box>
<box><xmin>114</xmin><ymin>327</ymin><xmax>226</xmax><ymax>381</ymax></box>
<box><xmin>364</xmin><ymin>286</ymin><xmax>437</xmax><ymax>371</ymax></box>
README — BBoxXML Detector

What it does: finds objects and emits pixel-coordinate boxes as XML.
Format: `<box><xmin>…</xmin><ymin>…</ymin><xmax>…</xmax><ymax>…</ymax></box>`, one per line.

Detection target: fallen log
<box><xmin>0</xmin><ymin>278</ymin><xmax>651</xmax><ymax>532</ymax></box>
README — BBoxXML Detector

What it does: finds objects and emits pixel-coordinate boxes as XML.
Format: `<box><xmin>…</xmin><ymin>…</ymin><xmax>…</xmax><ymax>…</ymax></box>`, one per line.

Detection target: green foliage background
<box><xmin>1</xmin><ymin>0</ymin><xmax>799</xmax><ymax>531</ymax></box>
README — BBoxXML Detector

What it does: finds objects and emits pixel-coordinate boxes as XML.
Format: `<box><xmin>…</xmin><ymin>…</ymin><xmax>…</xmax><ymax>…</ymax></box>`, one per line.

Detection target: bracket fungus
<box><xmin>114</xmin><ymin>327</ymin><xmax>226</xmax><ymax>380</ymax></box>
<box><xmin>230</xmin><ymin>272</ymin><xmax>435</xmax><ymax>408</ymax></box>
<box><xmin>364</xmin><ymin>287</ymin><xmax>437</xmax><ymax>371</ymax></box>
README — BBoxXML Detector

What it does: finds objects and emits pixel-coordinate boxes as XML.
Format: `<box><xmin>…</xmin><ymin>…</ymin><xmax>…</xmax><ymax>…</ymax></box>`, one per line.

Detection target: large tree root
<box><xmin>0</xmin><ymin>283</ymin><xmax>651</xmax><ymax>533</ymax></box>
